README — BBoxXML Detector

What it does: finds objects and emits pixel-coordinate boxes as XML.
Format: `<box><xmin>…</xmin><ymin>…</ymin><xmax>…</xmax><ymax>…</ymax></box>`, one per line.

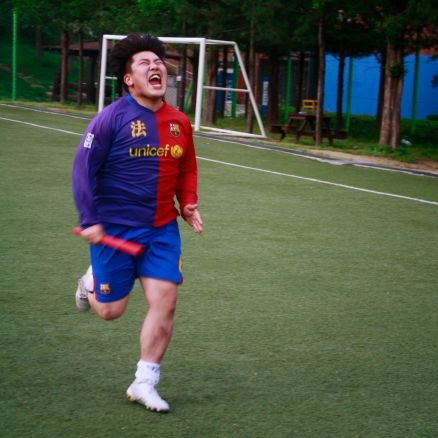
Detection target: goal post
<box><xmin>98</xmin><ymin>34</ymin><xmax>266</xmax><ymax>138</ymax></box>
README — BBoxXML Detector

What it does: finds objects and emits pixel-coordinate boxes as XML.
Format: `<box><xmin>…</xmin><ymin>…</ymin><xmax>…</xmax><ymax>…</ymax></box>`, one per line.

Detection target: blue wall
<box><xmin>324</xmin><ymin>54</ymin><xmax>438</xmax><ymax>119</ymax></box>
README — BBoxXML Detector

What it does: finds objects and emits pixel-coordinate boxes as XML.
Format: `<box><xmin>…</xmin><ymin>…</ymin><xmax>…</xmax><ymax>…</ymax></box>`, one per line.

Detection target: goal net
<box><xmin>98</xmin><ymin>35</ymin><xmax>266</xmax><ymax>138</ymax></box>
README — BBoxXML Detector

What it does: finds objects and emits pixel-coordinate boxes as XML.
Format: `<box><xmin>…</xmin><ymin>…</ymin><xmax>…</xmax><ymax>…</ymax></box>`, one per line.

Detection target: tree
<box><xmin>328</xmin><ymin>5</ymin><xmax>384</xmax><ymax>131</ymax></box>
<box><xmin>9</xmin><ymin>0</ymin><xmax>437</xmax><ymax>142</ymax></box>
<box><xmin>241</xmin><ymin>0</ymin><xmax>305</xmax><ymax>127</ymax></box>
<box><xmin>375</xmin><ymin>0</ymin><xmax>438</xmax><ymax>149</ymax></box>
<box><xmin>432</xmin><ymin>55</ymin><xmax>438</xmax><ymax>88</ymax></box>
<box><xmin>294</xmin><ymin>0</ymin><xmax>337</xmax><ymax>145</ymax></box>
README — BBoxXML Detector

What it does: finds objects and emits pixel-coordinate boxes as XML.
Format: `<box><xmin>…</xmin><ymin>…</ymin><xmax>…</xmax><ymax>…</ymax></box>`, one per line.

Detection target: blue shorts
<box><xmin>89</xmin><ymin>220</ymin><xmax>182</xmax><ymax>303</ymax></box>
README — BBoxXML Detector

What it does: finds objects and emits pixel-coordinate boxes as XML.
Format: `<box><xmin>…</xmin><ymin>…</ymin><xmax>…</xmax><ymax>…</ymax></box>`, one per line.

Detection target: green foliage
<box><xmin>0</xmin><ymin>39</ymin><xmax>60</xmax><ymax>101</ymax></box>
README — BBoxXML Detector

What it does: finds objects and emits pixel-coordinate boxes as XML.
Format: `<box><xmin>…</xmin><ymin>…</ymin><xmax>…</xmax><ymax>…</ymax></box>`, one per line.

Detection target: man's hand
<box><xmin>80</xmin><ymin>224</ymin><xmax>105</xmax><ymax>244</ymax></box>
<box><xmin>182</xmin><ymin>204</ymin><xmax>203</xmax><ymax>233</ymax></box>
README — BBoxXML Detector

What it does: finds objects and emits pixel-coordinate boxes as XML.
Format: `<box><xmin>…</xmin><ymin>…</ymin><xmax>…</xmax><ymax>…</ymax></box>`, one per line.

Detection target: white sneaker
<box><xmin>75</xmin><ymin>266</ymin><xmax>93</xmax><ymax>311</ymax></box>
<box><xmin>126</xmin><ymin>381</ymin><xmax>170</xmax><ymax>413</ymax></box>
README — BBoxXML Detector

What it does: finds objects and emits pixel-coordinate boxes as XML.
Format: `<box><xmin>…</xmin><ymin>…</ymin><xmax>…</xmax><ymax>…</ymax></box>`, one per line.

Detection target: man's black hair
<box><xmin>109</xmin><ymin>34</ymin><xmax>166</xmax><ymax>92</ymax></box>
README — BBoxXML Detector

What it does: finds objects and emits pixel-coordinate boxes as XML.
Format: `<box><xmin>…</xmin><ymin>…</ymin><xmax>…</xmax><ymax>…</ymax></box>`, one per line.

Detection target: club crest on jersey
<box><xmin>100</xmin><ymin>283</ymin><xmax>111</xmax><ymax>295</ymax></box>
<box><xmin>131</xmin><ymin>120</ymin><xmax>147</xmax><ymax>137</ymax></box>
<box><xmin>83</xmin><ymin>132</ymin><xmax>94</xmax><ymax>149</ymax></box>
<box><xmin>169</xmin><ymin>122</ymin><xmax>181</xmax><ymax>138</ymax></box>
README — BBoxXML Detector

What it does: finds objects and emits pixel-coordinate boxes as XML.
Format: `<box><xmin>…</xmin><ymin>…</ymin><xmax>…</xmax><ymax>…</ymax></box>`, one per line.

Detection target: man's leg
<box><xmin>76</xmin><ymin>265</ymin><xmax>129</xmax><ymax>320</ymax></box>
<box><xmin>88</xmin><ymin>290</ymin><xmax>129</xmax><ymax>320</ymax></box>
<box><xmin>139</xmin><ymin>278</ymin><xmax>178</xmax><ymax>362</ymax></box>
<box><xmin>126</xmin><ymin>278</ymin><xmax>177</xmax><ymax>413</ymax></box>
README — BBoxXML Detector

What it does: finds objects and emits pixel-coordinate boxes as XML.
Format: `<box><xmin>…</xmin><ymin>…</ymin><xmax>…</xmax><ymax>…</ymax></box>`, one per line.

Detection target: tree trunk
<box><xmin>60</xmin><ymin>29</ymin><xmax>69</xmax><ymax>103</ymax></box>
<box><xmin>77</xmin><ymin>30</ymin><xmax>84</xmax><ymax>106</ymax></box>
<box><xmin>336</xmin><ymin>47</ymin><xmax>345</xmax><ymax>130</ymax></box>
<box><xmin>94</xmin><ymin>32</ymin><xmax>103</xmax><ymax>110</ymax></box>
<box><xmin>295</xmin><ymin>52</ymin><xmax>305</xmax><ymax>113</ymax></box>
<box><xmin>219</xmin><ymin>47</ymin><xmax>228</xmax><ymax>118</ymax></box>
<box><xmin>379</xmin><ymin>43</ymin><xmax>404</xmax><ymax>149</ymax></box>
<box><xmin>267</xmin><ymin>54</ymin><xmax>280</xmax><ymax>126</ymax></box>
<box><xmin>376</xmin><ymin>50</ymin><xmax>386</xmax><ymax>129</ymax></box>
<box><xmin>204</xmin><ymin>47</ymin><xmax>217</xmax><ymax>124</ymax></box>
<box><xmin>189</xmin><ymin>50</ymin><xmax>199</xmax><ymax>114</ymax></box>
<box><xmin>180</xmin><ymin>48</ymin><xmax>188</xmax><ymax>112</ymax></box>
<box><xmin>390</xmin><ymin>69</ymin><xmax>403</xmax><ymax>149</ymax></box>
<box><xmin>246</xmin><ymin>19</ymin><xmax>255</xmax><ymax>133</ymax></box>
<box><xmin>178</xmin><ymin>20</ymin><xmax>187</xmax><ymax>112</ymax></box>
<box><xmin>203</xmin><ymin>0</ymin><xmax>217</xmax><ymax>123</ymax></box>
<box><xmin>86</xmin><ymin>55</ymin><xmax>96</xmax><ymax>104</ymax></box>
<box><xmin>315</xmin><ymin>18</ymin><xmax>325</xmax><ymax>146</ymax></box>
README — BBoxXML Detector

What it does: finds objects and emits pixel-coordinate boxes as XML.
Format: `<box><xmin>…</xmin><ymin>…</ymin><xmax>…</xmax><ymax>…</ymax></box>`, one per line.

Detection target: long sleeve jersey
<box><xmin>72</xmin><ymin>95</ymin><xmax>198</xmax><ymax>228</ymax></box>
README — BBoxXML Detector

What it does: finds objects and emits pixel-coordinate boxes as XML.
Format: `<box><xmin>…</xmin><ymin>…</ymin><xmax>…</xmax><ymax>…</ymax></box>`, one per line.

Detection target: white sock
<box><xmin>135</xmin><ymin>360</ymin><xmax>160</xmax><ymax>385</ymax></box>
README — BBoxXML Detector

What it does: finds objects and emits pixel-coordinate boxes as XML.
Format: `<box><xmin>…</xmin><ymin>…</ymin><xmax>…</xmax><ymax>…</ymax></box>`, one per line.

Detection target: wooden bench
<box><xmin>270</xmin><ymin>114</ymin><xmax>347</xmax><ymax>145</ymax></box>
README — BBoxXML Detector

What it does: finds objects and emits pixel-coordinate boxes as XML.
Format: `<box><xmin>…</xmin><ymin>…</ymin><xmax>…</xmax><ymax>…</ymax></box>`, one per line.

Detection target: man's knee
<box><xmin>96</xmin><ymin>307</ymin><xmax>123</xmax><ymax>321</ymax></box>
<box><xmin>93</xmin><ymin>297</ymin><xmax>129</xmax><ymax>320</ymax></box>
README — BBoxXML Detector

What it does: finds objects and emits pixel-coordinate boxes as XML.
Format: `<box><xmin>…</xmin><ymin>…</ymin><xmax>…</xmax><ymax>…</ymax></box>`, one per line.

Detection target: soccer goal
<box><xmin>98</xmin><ymin>34</ymin><xmax>266</xmax><ymax>138</ymax></box>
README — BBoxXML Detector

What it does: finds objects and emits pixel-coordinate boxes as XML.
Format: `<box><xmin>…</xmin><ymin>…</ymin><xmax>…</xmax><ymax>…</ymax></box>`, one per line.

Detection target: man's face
<box><xmin>124</xmin><ymin>51</ymin><xmax>167</xmax><ymax>102</ymax></box>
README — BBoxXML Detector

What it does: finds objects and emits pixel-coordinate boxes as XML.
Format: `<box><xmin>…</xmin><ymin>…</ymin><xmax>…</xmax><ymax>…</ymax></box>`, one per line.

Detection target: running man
<box><xmin>72</xmin><ymin>34</ymin><xmax>203</xmax><ymax>413</ymax></box>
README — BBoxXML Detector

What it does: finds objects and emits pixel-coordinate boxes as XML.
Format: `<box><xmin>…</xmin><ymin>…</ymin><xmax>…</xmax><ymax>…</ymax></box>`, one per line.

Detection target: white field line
<box><xmin>198</xmin><ymin>157</ymin><xmax>438</xmax><ymax>206</ymax></box>
<box><xmin>1</xmin><ymin>114</ymin><xmax>437</xmax><ymax>206</ymax></box>
<box><xmin>0</xmin><ymin>103</ymin><xmax>90</xmax><ymax>120</ymax></box>
<box><xmin>2</xmin><ymin>103</ymin><xmax>437</xmax><ymax>176</ymax></box>
<box><xmin>0</xmin><ymin>116</ymin><xmax>82</xmax><ymax>136</ymax></box>
<box><xmin>197</xmin><ymin>133</ymin><xmax>438</xmax><ymax>177</ymax></box>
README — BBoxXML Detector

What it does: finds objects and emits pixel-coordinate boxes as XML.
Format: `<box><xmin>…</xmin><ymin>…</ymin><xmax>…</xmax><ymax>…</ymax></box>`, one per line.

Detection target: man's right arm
<box><xmin>72</xmin><ymin>115</ymin><xmax>112</xmax><ymax>233</ymax></box>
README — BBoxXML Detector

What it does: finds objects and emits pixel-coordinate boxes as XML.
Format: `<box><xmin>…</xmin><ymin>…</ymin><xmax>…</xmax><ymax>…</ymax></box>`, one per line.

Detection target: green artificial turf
<box><xmin>0</xmin><ymin>104</ymin><xmax>437</xmax><ymax>437</ymax></box>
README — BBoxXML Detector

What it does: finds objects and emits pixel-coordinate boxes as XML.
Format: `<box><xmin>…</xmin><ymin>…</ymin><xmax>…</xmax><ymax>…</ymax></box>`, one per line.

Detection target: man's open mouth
<box><xmin>149</xmin><ymin>74</ymin><xmax>162</xmax><ymax>85</ymax></box>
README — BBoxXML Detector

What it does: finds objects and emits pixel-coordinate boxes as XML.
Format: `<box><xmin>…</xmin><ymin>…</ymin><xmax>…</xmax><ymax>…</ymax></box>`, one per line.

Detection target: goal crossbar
<box><xmin>99</xmin><ymin>34</ymin><xmax>266</xmax><ymax>138</ymax></box>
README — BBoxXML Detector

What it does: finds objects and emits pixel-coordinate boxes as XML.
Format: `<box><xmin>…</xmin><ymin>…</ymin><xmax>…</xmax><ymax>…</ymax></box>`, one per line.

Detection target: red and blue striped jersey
<box><xmin>72</xmin><ymin>95</ymin><xmax>198</xmax><ymax>228</ymax></box>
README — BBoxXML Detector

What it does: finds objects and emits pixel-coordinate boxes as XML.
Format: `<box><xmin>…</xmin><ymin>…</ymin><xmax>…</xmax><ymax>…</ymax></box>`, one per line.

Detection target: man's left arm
<box><xmin>176</xmin><ymin>123</ymin><xmax>203</xmax><ymax>233</ymax></box>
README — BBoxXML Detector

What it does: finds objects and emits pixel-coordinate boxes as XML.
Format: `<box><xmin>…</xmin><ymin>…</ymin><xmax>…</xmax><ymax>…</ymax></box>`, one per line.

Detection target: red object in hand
<box><xmin>73</xmin><ymin>227</ymin><xmax>145</xmax><ymax>256</ymax></box>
